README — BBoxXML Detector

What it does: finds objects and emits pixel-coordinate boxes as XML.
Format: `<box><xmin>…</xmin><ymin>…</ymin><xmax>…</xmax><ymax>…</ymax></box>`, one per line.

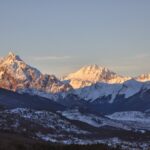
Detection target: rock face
<box><xmin>64</xmin><ymin>64</ymin><xmax>131</xmax><ymax>89</ymax></box>
<box><xmin>0</xmin><ymin>52</ymin><xmax>72</xmax><ymax>94</ymax></box>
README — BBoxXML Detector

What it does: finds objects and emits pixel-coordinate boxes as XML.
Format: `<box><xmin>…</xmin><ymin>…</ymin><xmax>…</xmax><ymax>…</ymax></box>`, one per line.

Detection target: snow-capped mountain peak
<box><xmin>73</xmin><ymin>65</ymin><xmax>116</xmax><ymax>81</ymax></box>
<box><xmin>64</xmin><ymin>64</ymin><xmax>131</xmax><ymax>89</ymax></box>
<box><xmin>0</xmin><ymin>52</ymin><xmax>41</xmax><ymax>81</ymax></box>
<box><xmin>0</xmin><ymin>52</ymin><xmax>72</xmax><ymax>94</ymax></box>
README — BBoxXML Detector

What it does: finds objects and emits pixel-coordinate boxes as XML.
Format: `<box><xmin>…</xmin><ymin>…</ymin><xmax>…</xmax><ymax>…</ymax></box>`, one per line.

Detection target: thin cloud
<box><xmin>32</xmin><ymin>56</ymin><xmax>71</xmax><ymax>61</ymax></box>
<box><xmin>133</xmin><ymin>53</ymin><xmax>149</xmax><ymax>59</ymax></box>
<box><xmin>110</xmin><ymin>65</ymin><xmax>139</xmax><ymax>71</ymax></box>
<box><xmin>125</xmin><ymin>53</ymin><xmax>149</xmax><ymax>61</ymax></box>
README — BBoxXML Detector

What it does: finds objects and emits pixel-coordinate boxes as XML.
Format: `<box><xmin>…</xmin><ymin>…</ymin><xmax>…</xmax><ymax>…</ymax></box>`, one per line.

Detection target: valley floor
<box><xmin>0</xmin><ymin>107</ymin><xmax>150</xmax><ymax>150</ymax></box>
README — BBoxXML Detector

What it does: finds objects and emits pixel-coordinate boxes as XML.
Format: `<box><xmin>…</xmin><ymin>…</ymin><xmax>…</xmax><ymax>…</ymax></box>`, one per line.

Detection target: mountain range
<box><xmin>0</xmin><ymin>52</ymin><xmax>150</xmax><ymax>112</ymax></box>
<box><xmin>0</xmin><ymin>52</ymin><xmax>150</xmax><ymax>149</ymax></box>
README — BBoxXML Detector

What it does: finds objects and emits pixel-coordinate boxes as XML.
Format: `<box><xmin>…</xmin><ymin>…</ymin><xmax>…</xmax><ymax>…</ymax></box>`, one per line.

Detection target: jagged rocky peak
<box><xmin>64</xmin><ymin>64</ymin><xmax>130</xmax><ymax>89</ymax></box>
<box><xmin>81</xmin><ymin>64</ymin><xmax>102</xmax><ymax>71</ymax></box>
<box><xmin>8</xmin><ymin>51</ymin><xmax>18</xmax><ymax>58</ymax></box>
<box><xmin>0</xmin><ymin>51</ymin><xmax>41</xmax><ymax>81</ymax></box>
<box><xmin>0</xmin><ymin>52</ymin><xmax>72</xmax><ymax>94</ymax></box>
<box><xmin>3</xmin><ymin>51</ymin><xmax>22</xmax><ymax>63</ymax></box>
<box><xmin>79</xmin><ymin>64</ymin><xmax>113</xmax><ymax>75</ymax></box>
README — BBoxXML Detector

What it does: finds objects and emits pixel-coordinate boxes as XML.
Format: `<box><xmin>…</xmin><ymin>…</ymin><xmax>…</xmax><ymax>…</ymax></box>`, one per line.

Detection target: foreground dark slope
<box><xmin>90</xmin><ymin>89</ymin><xmax>150</xmax><ymax>114</ymax></box>
<box><xmin>60</xmin><ymin>88</ymin><xmax>150</xmax><ymax>115</ymax></box>
<box><xmin>0</xmin><ymin>88</ymin><xmax>65</xmax><ymax>112</ymax></box>
<box><xmin>0</xmin><ymin>132</ymin><xmax>118</xmax><ymax>150</ymax></box>
<box><xmin>1</xmin><ymin>84</ymin><xmax>150</xmax><ymax>115</ymax></box>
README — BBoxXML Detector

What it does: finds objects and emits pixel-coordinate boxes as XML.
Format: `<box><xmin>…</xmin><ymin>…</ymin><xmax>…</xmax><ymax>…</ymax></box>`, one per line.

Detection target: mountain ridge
<box><xmin>0</xmin><ymin>52</ymin><xmax>150</xmax><ymax>107</ymax></box>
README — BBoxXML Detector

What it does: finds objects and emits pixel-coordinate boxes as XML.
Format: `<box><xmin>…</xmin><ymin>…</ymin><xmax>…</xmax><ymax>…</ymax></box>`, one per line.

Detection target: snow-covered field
<box><xmin>7</xmin><ymin>108</ymin><xmax>88</xmax><ymax>134</ymax></box>
<box><xmin>107</xmin><ymin>111</ymin><xmax>150</xmax><ymax>122</ymax></box>
<box><xmin>107</xmin><ymin>111</ymin><xmax>150</xmax><ymax>131</ymax></box>
<box><xmin>60</xmin><ymin>109</ymin><xmax>131</xmax><ymax>130</ymax></box>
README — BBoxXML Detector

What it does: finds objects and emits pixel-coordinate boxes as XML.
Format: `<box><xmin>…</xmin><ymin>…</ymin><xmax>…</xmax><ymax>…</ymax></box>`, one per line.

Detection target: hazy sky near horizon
<box><xmin>0</xmin><ymin>0</ymin><xmax>150</xmax><ymax>77</ymax></box>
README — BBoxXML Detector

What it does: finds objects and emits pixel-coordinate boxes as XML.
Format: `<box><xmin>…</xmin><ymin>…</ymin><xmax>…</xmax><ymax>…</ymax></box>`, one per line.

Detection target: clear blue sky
<box><xmin>0</xmin><ymin>0</ymin><xmax>150</xmax><ymax>77</ymax></box>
